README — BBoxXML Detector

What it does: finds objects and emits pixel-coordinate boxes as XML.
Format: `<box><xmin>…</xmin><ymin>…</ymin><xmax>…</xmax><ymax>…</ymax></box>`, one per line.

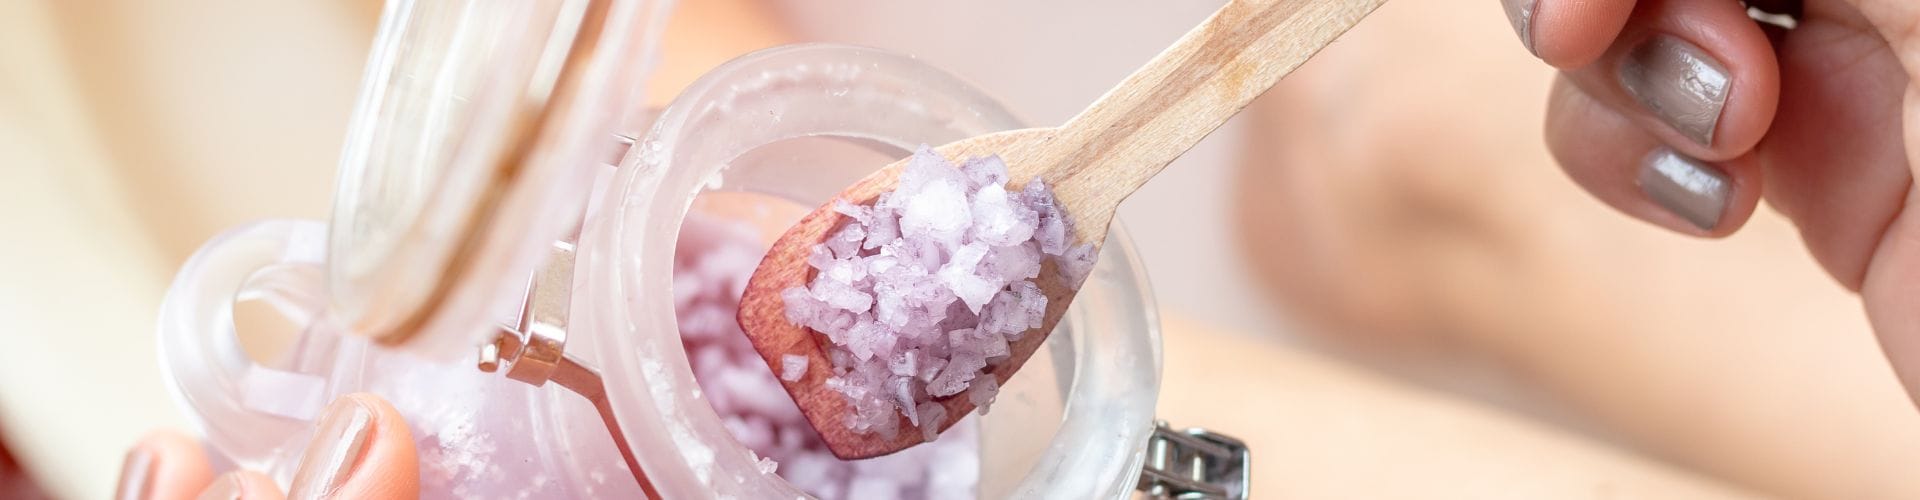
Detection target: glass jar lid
<box><xmin>326</xmin><ymin>0</ymin><xmax>667</xmax><ymax>354</ymax></box>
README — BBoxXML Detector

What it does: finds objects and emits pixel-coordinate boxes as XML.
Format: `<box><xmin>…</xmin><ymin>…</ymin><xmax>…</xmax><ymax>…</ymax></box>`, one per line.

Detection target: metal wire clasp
<box><xmin>1137</xmin><ymin>420</ymin><xmax>1252</xmax><ymax>499</ymax></box>
<box><xmin>476</xmin><ymin>239</ymin><xmax>660</xmax><ymax>498</ymax></box>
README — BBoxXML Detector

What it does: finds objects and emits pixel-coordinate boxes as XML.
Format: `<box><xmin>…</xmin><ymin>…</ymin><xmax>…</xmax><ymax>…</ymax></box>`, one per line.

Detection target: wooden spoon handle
<box><xmin>1047</xmin><ymin>0</ymin><xmax>1385</xmax><ymax>211</ymax></box>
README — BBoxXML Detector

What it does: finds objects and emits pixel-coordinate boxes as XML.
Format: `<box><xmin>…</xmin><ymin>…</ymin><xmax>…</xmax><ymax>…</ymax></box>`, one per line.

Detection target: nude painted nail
<box><xmin>286</xmin><ymin>398</ymin><xmax>374</xmax><ymax>500</ymax></box>
<box><xmin>1618</xmin><ymin>35</ymin><xmax>1730</xmax><ymax>147</ymax></box>
<box><xmin>115</xmin><ymin>447</ymin><xmax>154</xmax><ymax>500</ymax></box>
<box><xmin>1500</xmin><ymin>0</ymin><xmax>1538</xmax><ymax>55</ymax></box>
<box><xmin>1639</xmin><ymin>148</ymin><xmax>1730</xmax><ymax>230</ymax></box>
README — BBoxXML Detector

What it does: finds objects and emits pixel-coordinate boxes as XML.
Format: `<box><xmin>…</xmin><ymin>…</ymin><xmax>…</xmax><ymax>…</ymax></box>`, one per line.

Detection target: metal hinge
<box><xmin>477</xmin><ymin>239</ymin><xmax>661</xmax><ymax>499</ymax></box>
<box><xmin>1137</xmin><ymin>420</ymin><xmax>1251</xmax><ymax>499</ymax></box>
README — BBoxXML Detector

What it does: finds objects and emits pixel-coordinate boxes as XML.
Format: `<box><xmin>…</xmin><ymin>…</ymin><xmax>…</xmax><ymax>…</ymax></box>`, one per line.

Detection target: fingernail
<box><xmin>1500</xmin><ymin>0</ymin><xmax>1539</xmax><ymax>55</ymax></box>
<box><xmin>1639</xmin><ymin>148</ymin><xmax>1730</xmax><ymax>230</ymax></box>
<box><xmin>196</xmin><ymin>475</ymin><xmax>242</xmax><ymax>500</ymax></box>
<box><xmin>286</xmin><ymin>398</ymin><xmax>375</xmax><ymax>500</ymax></box>
<box><xmin>115</xmin><ymin>447</ymin><xmax>155</xmax><ymax>500</ymax></box>
<box><xmin>1618</xmin><ymin>35</ymin><xmax>1730</xmax><ymax>147</ymax></box>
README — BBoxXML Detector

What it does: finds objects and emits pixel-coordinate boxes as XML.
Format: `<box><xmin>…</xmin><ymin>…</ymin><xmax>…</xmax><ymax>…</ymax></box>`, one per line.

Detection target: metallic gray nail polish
<box><xmin>116</xmin><ymin>448</ymin><xmax>154</xmax><ymax>500</ymax></box>
<box><xmin>1501</xmin><ymin>0</ymin><xmax>1538</xmax><ymax>55</ymax></box>
<box><xmin>1639</xmin><ymin>148</ymin><xmax>1730</xmax><ymax>230</ymax></box>
<box><xmin>1619</xmin><ymin>35</ymin><xmax>1731</xmax><ymax>146</ymax></box>
<box><xmin>287</xmin><ymin>399</ymin><xmax>374</xmax><ymax>500</ymax></box>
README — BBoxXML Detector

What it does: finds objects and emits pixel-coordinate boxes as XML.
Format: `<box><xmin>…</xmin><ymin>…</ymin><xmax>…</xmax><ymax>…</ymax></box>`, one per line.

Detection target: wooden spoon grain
<box><xmin>737</xmin><ymin>0</ymin><xmax>1385</xmax><ymax>459</ymax></box>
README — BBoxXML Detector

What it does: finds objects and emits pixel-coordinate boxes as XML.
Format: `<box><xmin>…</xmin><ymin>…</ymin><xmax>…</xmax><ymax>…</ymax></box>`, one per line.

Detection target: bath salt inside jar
<box><xmin>673</xmin><ymin>211</ymin><xmax>980</xmax><ymax>499</ymax></box>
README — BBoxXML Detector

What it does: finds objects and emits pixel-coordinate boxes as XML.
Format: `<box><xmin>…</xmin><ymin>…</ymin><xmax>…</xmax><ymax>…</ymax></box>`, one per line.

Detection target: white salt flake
<box><xmin>968</xmin><ymin>184</ymin><xmax>1037</xmax><ymax>247</ymax></box>
<box><xmin>899</xmin><ymin>179</ymin><xmax>971</xmax><ymax>244</ymax></box>
<box><xmin>779</xmin><ymin>354</ymin><xmax>808</xmax><ymax>382</ymax></box>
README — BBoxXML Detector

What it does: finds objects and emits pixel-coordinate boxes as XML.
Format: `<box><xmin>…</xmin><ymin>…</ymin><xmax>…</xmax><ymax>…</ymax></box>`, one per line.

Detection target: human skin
<box><xmin>109</xmin><ymin>0</ymin><xmax>1824</xmax><ymax>498</ymax></box>
<box><xmin>1526</xmin><ymin>0</ymin><xmax>1920</xmax><ymax>402</ymax></box>
<box><xmin>1157</xmin><ymin>316</ymin><xmax>1758</xmax><ymax>499</ymax></box>
<box><xmin>1238</xmin><ymin>0</ymin><xmax>1920</xmax><ymax>497</ymax></box>
<box><xmin>120</xmin><ymin>395</ymin><xmax>416</xmax><ymax>500</ymax></box>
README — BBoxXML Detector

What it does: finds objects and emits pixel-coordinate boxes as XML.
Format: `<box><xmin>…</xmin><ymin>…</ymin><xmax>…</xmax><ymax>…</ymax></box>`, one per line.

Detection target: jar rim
<box><xmin>581</xmin><ymin>43</ymin><xmax>1163</xmax><ymax>499</ymax></box>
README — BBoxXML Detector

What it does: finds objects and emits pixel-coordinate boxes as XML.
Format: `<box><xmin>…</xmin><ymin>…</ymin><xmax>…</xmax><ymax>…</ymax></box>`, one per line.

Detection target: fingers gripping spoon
<box><xmin>737</xmin><ymin>0</ymin><xmax>1385</xmax><ymax>459</ymax></box>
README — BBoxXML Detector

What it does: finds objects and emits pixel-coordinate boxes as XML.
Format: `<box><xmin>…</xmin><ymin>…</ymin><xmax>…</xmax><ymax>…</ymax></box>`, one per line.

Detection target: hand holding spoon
<box><xmin>738</xmin><ymin>0</ymin><xmax>1385</xmax><ymax>459</ymax></box>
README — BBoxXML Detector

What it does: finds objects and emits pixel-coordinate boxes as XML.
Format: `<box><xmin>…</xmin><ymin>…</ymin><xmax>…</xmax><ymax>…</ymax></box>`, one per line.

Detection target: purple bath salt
<box><xmin>782</xmin><ymin>146</ymin><xmax>1094</xmax><ymax>440</ymax></box>
<box><xmin>677</xmin><ymin>212</ymin><xmax>979</xmax><ymax>500</ymax></box>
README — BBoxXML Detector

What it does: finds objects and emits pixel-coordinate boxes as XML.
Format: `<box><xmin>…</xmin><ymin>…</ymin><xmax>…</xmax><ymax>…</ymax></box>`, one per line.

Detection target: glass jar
<box><xmin>571</xmin><ymin>44</ymin><xmax>1162</xmax><ymax>498</ymax></box>
<box><xmin>155</xmin><ymin>2</ymin><xmax>1234</xmax><ymax>498</ymax></box>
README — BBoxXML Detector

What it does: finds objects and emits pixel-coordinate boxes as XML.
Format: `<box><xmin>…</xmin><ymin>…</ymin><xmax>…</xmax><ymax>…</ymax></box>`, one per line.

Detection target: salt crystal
<box><xmin>823</xmin><ymin>257</ymin><xmax>867</xmax><ymax>285</ymax></box>
<box><xmin>677</xmin><ymin>304</ymin><xmax>732</xmax><ymax>340</ymax></box>
<box><xmin>842</xmin><ymin>318</ymin><xmax>896</xmax><ymax>361</ymax></box>
<box><xmin>1058</xmin><ymin>243</ymin><xmax>1097</xmax><ymax>289</ymax></box>
<box><xmin>723</xmin><ymin>416</ymin><xmax>775</xmax><ymax>451</ymax></box>
<box><xmin>699</xmin><ymin>244</ymin><xmax>763</xmax><ymax>281</ymax></box>
<box><xmin>917</xmin><ymin>358</ymin><xmax>946</xmax><ymax>384</ymax></box>
<box><xmin>828</xmin><ymin>350</ymin><xmax>852</xmax><ymax>371</ymax></box>
<box><xmin>1009</xmin><ymin>281</ymin><xmax>1046</xmax><ymax>330</ymax></box>
<box><xmin>872</xmin><ymin>286</ymin><xmax>909</xmax><ymax>328</ymax></box>
<box><xmin>1021</xmin><ymin>180</ymin><xmax>1073</xmax><ymax>256</ymax></box>
<box><xmin>779</xmin><ymin>288</ymin><xmax>824</xmax><ymax>327</ymax></box>
<box><xmin>1035</xmin><ymin>217</ymin><xmax>1069</xmax><ymax>256</ymax></box>
<box><xmin>777</xmin><ymin>425</ymin><xmax>806</xmax><ymax>450</ymax></box>
<box><xmin>980</xmin><ymin>242</ymin><xmax>1042</xmax><ymax>283</ymax></box>
<box><xmin>898</xmin><ymin>146</ymin><xmax>972</xmax><ymax>197</ymax></box>
<box><xmin>718</xmin><ymin>367</ymin><xmax>793</xmax><ymax>417</ymax></box>
<box><xmin>846</xmin><ymin>476</ymin><xmax>900</xmax><ymax>499</ymax></box>
<box><xmin>968</xmin><ymin>184</ymin><xmax>1037</xmax><ymax>247</ymax></box>
<box><xmin>890</xmin><ymin>378</ymin><xmax>918</xmax><ymax>426</ymax></box>
<box><xmin>950</xmin><ymin>328</ymin><xmax>1008</xmax><ymax>359</ymax></box>
<box><xmin>943</xmin><ymin>242</ymin><xmax>988</xmax><ymax>273</ymax></box>
<box><xmin>941</xmin><ymin>273</ymin><xmax>998</xmax><ymax>313</ymax></box>
<box><xmin>938</xmin><ymin>244</ymin><xmax>997</xmax><ymax>310</ymax></box>
<box><xmin>926</xmin><ymin>352</ymin><xmax>985</xmax><ymax>397</ymax></box>
<box><xmin>899</xmin><ymin>179</ymin><xmax>971</xmax><ymax>244</ymax></box>
<box><xmin>809</xmin><ymin>279</ymin><xmax>872</xmax><ymax>314</ymax></box>
<box><xmin>863</xmin><ymin>207</ymin><xmax>900</xmax><ymax>249</ymax></box>
<box><xmin>672</xmin><ymin>272</ymin><xmax>703</xmax><ymax>309</ymax></box>
<box><xmin>779</xmin><ymin>354</ymin><xmax>807</xmax><ymax>382</ymax></box>
<box><xmin>826</xmin><ymin>224</ymin><xmax>866</xmax><ymax>259</ymax></box>
<box><xmin>976</xmin><ymin>292</ymin><xmax>1023</xmax><ymax>337</ymax></box>
<box><xmin>806</xmin><ymin>245</ymin><xmax>836</xmax><ymax>271</ymax></box>
<box><xmin>866</xmin><ymin>255</ymin><xmax>898</xmax><ymax>275</ymax></box>
<box><xmin>959</xmin><ymin>155</ymin><xmax>1010</xmax><ymax>189</ymax></box>
<box><xmin>779</xmin><ymin>455</ymin><xmax>838</xmax><ymax>496</ymax></box>
<box><xmin>967</xmin><ymin>376</ymin><xmax>999</xmax><ymax>414</ymax></box>
<box><xmin>914</xmin><ymin>402</ymin><xmax>947</xmax><ymax>443</ymax></box>
<box><xmin>888</xmin><ymin>349</ymin><xmax>919</xmax><ymax>377</ymax></box>
<box><xmin>831</xmin><ymin>198</ymin><xmax>871</xmax><ymax>224</ymax></box>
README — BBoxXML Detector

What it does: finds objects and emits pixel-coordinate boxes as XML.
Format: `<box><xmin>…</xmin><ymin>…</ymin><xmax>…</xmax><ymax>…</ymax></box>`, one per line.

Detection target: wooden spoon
<box><xmin>737</xmin><ymin>0</ymin><xmax>1385</xmax><ymax>459</ymax></box>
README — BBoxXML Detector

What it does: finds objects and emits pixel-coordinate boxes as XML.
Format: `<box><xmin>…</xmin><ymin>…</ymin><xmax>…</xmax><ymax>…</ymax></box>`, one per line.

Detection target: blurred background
<box><xmin>3</xmin><ymin>0</ymin><xmax>1918</xmax><ymax>498</ymax></box>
